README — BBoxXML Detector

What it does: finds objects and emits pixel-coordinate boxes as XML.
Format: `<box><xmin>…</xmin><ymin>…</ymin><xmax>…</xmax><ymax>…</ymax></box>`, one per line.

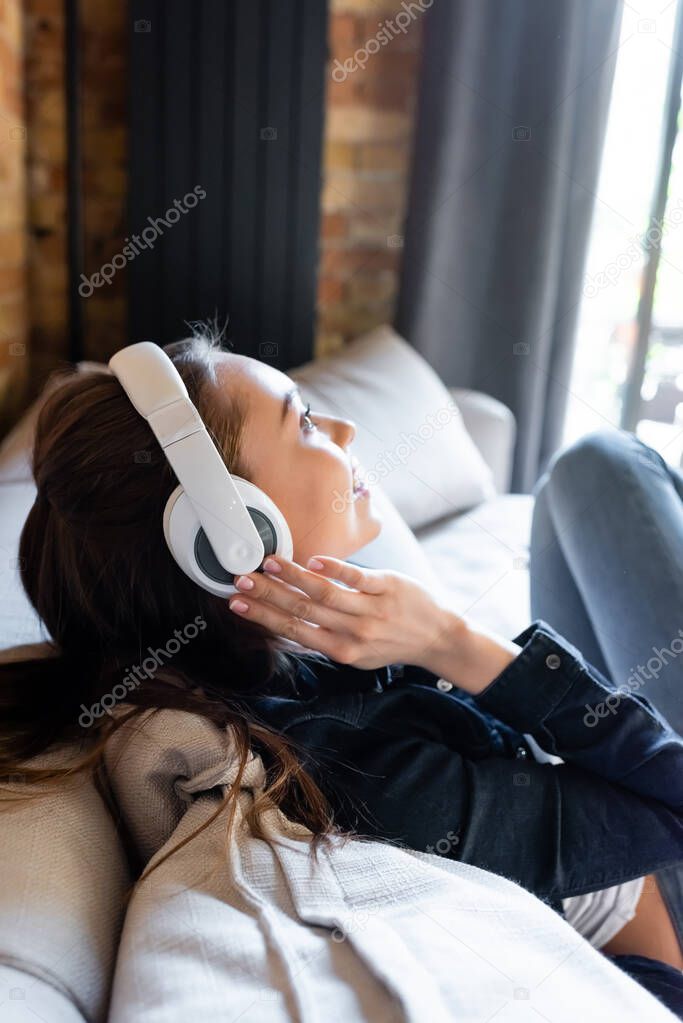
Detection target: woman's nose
<box><xmin>331</xmin><ymin>416</ymin><xmax>355</xmax><ymax>448</ymax></box>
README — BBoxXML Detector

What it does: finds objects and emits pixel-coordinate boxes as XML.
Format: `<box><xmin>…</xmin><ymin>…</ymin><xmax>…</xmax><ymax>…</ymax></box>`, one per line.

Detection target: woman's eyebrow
<box><xmin>280</xmin><ymin>386</ymin><xmax>300</xmax><ymax>424</ymax></box>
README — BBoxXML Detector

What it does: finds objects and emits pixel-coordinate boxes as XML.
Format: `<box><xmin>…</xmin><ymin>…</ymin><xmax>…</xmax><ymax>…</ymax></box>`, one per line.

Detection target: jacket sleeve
<box><xmin>475</xmin><ymin>619</ymin><xmax>683</xmax><ymax>813</ymax></box>
<box><xmin>283</xmin><ymin>620</ymin><xmax>683</xmax><ymax>902</ymax></box>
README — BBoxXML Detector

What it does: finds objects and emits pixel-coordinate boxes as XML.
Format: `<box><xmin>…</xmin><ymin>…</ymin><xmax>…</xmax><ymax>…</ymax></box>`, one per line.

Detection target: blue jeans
<box><xmin>531</xmin><ymin>427</ymin><xmax>683</xmax><ymax>1010</ymax></box>
<box><xmin>531</xmin><ymin>428</ymin><xmax>683</xmax><ymax>736</ymax></box>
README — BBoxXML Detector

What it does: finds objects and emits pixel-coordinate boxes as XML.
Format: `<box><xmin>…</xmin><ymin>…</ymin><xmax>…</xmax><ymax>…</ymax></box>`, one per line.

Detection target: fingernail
<box><xmin>229</xmin><ymin>599</ymin><xmax>249</xmax><ymax>613</ymax></box>
<box><xmin>307</xmin><ymin>557</ymin><xmax>324</xmax><ymax>571</ymax></box>
<box><xmin>263</xmin><ymin>558</ymin><xmax>281</xmax><ymax>573</ymax></box>
<box><xmin>235</xmin><ymin>575</ymin><xmax>254</xmax><ymax>590</ymax></box>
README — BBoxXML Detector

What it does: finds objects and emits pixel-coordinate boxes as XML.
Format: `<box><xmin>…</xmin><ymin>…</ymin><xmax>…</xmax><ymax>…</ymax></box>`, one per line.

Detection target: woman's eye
<box><xmin>301</xmin><ymin>402</ymin><xmax>317</xmax><ymax>432</ymax></box>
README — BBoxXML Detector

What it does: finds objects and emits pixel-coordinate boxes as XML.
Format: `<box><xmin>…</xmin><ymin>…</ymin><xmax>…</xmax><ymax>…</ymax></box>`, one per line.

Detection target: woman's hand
<box><xmin>228</xmin><ymin>554</ymin><xmax>464</xmax><ymax>674</ymax></box>
<box><xmin>228</xmin><ymin>554</ymin><xmax>522</xmax><ymax>692</ymax></box>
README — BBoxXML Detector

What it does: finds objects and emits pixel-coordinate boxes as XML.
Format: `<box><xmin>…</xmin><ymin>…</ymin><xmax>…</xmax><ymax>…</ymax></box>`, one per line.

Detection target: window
<box><xmin>564</xmin><ymin>0</ymin><xmax>683</xmax><ymax>466</ymax></box>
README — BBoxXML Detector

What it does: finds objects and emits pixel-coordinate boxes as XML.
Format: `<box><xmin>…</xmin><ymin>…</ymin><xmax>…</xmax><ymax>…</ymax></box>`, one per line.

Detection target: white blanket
<box><xmin>103</xmin><ymin>707</ymin><xmax>676</xmax><ymax>1022</ymax></box>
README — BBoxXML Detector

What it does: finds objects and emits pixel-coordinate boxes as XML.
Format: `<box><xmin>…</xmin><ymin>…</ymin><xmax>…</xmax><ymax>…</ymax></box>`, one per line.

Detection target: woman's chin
<box><xmin>357</xmin><ymin>495</ymin><xmax>383</xmax><ymax>542</ymax></box>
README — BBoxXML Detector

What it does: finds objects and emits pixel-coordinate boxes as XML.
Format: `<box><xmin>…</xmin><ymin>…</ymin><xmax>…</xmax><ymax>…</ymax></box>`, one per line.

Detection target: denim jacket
<box><xmin>242</xmin><ymin>619</ymin><xmax>683</xmax><ymax>919</ymax></box>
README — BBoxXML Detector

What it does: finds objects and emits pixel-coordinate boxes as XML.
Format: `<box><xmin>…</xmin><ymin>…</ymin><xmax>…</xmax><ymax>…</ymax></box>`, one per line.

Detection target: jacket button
<box><xmin>436</xmin><ymin>678</ymin><xmax>454</xmax><ymax>692</ymax></box>
<box><xmin>545</xmin><ymin>653</ymin><xmax>561</xmax><ymax>670</ymax></box>
<box><xmin>515</xmin><ymin>746</ymin><xmax>528</xmax><ymax>759</ymax></box>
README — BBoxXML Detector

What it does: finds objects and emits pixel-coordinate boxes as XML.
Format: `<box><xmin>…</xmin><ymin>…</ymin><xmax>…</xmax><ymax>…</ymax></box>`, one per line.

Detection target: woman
<box><xmin>2</xmin><ymin>329</ymin><xmax>682</xmax><ymax>1012</ymax></box>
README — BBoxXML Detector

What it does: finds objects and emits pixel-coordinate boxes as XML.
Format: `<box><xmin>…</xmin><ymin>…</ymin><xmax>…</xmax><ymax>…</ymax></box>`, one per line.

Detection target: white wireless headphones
<box><xmin>108</xmin><ymin>341</ymin><xmax>293</xmax><ymax>597</ymax></box>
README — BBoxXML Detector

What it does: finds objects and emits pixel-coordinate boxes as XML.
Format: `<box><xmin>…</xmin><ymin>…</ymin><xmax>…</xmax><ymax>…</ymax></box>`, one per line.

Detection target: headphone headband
<box><xmin>108</xmin><ymin>341</ymin><xmax>266</xmax><ymax>575</ymax></box>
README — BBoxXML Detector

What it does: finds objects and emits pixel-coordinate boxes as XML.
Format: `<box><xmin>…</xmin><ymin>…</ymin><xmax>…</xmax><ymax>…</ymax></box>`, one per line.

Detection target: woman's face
<box><xmin>214</xmin><ymin>353</ymin><xmax>382</xmax><ymax>564</ymax></box>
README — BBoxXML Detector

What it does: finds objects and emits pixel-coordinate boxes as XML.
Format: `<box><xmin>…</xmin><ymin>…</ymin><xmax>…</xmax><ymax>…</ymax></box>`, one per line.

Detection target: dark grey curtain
<box><xmin>396</xmin><ymin>0</ymin><xmax>623</xmax><ymax>492</ymax></box>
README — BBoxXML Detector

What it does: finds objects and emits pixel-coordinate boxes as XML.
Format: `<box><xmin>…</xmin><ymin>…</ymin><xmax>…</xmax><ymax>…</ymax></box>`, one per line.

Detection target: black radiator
<box><xmin>128</xmin><ymin>0</ymin><xmax>328</xmax><ymax>368</ymax></box>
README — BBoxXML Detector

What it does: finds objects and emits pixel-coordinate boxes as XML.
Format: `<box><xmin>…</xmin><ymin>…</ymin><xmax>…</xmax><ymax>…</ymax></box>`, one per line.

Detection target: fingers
<box><xmin>227</xmin><ymin>555</ymin><xmax>380</xmax><ymax>646</ymax></box>
<box><xmin>229</xmin><ymin>575</ymin><xmax>341</xmax><ymax>633</ymax></box>
<box><xmin>228</xmin><ymin>589</ymin><xmax>357</xmax><ymax>658</ymax></box>
<box><xmin>226</xmin><ymin>559</ymin><xmax>362</xmax><ymax>634</ymax></box>
<box><xmin>248</xmin><ymin>556</ymin><xmax>378</xmax><ymax>615</ymax></box>
<box><xmin>300</xmin><ymin>555</ymin><xmax>386</xmax><ymax>595</ymax></box>
<box><xmin>227</xmin><ymin>556</ymin><xmax>392</xmax><ymax>664</ymax></box>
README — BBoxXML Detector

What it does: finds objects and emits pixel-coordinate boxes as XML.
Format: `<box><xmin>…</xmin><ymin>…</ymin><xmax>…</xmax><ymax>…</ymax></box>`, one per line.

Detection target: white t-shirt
<box><xmin>563</xmin><ymin>878</ymin><xmax>645</xmax><ymax>948</ymax></box>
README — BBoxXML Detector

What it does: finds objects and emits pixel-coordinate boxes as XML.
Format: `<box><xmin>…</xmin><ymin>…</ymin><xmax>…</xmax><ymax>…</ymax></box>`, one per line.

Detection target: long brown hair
<box><xmin>0</xmin><ymin>329</ymin><xmax>336</xmax><ymax>885</ymax></box>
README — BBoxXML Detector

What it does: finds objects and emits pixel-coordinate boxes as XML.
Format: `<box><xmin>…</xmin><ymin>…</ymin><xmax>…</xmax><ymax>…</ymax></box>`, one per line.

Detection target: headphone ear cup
<box><xmin>231</xmin><ymin>476</ymin><xmax>292</xmax><ymax>559</ymax></box>
<box><xmin>163</xmin><ymin>479</ymin><xmax>293</xmax><ymax>598</ymax></box>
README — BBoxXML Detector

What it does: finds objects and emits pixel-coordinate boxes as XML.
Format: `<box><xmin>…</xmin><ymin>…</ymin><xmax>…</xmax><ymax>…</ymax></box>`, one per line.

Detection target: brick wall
<box><xmin>24</xmin><ymin>0</ymin><xmax>68</xmax><ymax>400</ymax></box>
<box><xmin>80</xmin><ymin>0</ymin><xmax>127</xmax><ymax>362</ymax></box>
<box><xmin>23</xmin><ymin>0</ymin><xmax>127</xmax><ymax>400</ymax></box>
<box><xmin>316</xmin><ymin>0</ymin><xmax>425</xmax><ymax>356</ymax></box>
<box><xmin>0</xmin><ymin>0</ymin><xmax>28</xmax><ymax>431</ymax></box>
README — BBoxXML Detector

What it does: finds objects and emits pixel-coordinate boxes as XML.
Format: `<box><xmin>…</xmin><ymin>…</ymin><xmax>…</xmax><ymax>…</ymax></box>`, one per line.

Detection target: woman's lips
<box><xmin>350</xmin><ymin>456</ymin><xmax>370</xmax><ymax>499</ymax></box>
